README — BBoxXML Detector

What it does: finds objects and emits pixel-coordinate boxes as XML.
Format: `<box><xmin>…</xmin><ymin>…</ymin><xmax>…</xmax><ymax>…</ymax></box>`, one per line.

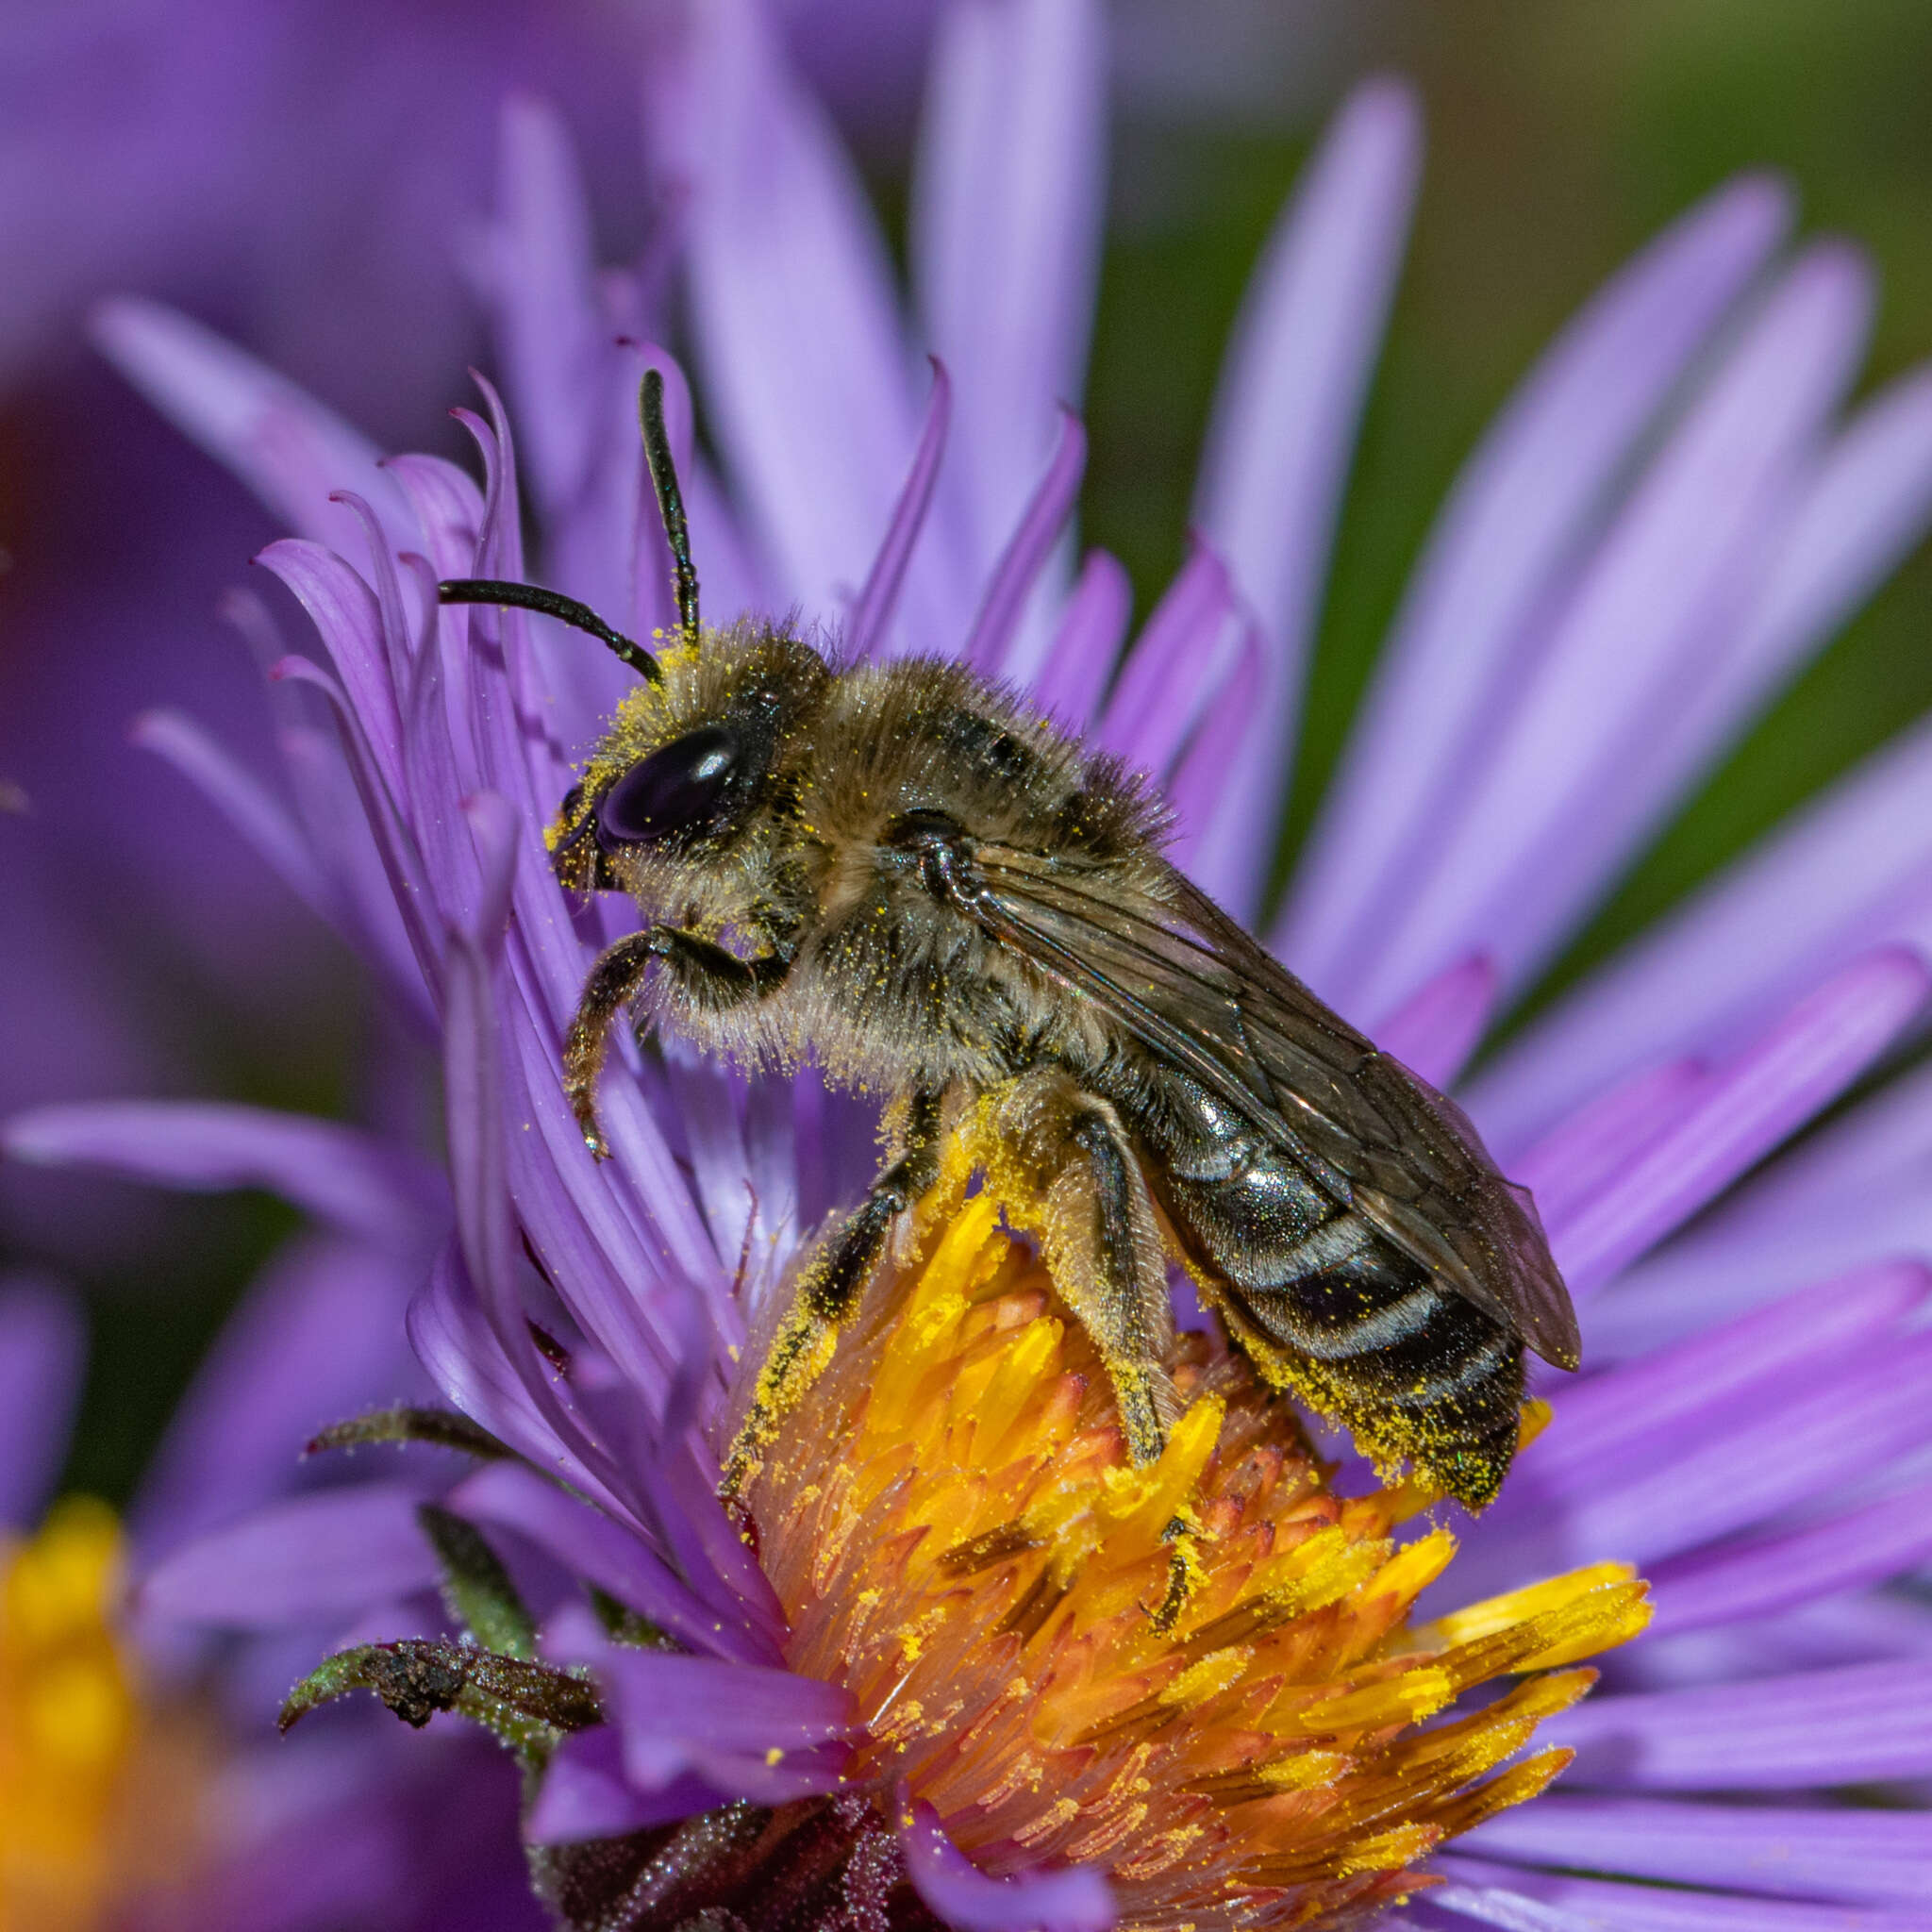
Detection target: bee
<box><xmin>441</xmin><ymin>373</ymin><xmax>1579</xmax><ymax>1522</ymax></box>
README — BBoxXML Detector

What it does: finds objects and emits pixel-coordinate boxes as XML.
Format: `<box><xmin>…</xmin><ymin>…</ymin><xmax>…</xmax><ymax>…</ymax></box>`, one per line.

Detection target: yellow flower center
<box><xmin>746</xmin><ymin>1190</ymin><xmax>1648</xmax><ymax>1930</ymax></box>
<box><xmin>0</xmin><ymin>1499</ymin><xmax>207</xmax><ymax>1931</ymax></box>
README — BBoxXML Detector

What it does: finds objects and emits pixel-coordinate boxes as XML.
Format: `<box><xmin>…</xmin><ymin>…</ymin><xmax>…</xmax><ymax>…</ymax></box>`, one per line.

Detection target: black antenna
<box><xmin>436</xmin><ymin>579</ymin><xmax>661</xmax><ymax>684</ymax></box>
<box><xmin>641</xmin><ymin>368</ymin><xmax>700</xmax><ymax>645</ymax></box>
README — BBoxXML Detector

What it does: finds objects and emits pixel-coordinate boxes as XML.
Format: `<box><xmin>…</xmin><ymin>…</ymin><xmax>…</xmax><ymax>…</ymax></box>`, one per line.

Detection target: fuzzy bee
<box><xmin>441</xmin><ymin>373</ymin><xmax>1579</xmax><ymax>1521</ymax></box>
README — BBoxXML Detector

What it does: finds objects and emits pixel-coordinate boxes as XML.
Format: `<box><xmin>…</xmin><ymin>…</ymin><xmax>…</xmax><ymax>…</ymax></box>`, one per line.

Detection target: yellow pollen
<box><xmin>741</xmin><ymin>1178</ymin><xmax>1648</xmax><ymax>1931</ymax></box>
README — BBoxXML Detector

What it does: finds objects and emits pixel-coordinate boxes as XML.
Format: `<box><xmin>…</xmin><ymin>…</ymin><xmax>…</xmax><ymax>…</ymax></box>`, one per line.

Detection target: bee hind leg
<box><xmin>991</xmin><ymin>1077</ymin><xmax>1197</xmax><ymax>1627</ymax></box>
<box><xmin>720</xmin><ymin>1087</ymin><xmax>945</xmax><ymax>1507</ymax></box>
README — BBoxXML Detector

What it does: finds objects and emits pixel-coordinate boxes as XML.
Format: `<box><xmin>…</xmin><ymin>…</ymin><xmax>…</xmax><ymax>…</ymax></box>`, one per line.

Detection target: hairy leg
<box><xmin>564</xmin><ymin>926</ymin><xmax>790</xmax><ymax>1158</ymax></box>
<box><xmin>720</xmin><ymin>1088</ymin><xmax>946</xmax><ymax>1504</ymax></box>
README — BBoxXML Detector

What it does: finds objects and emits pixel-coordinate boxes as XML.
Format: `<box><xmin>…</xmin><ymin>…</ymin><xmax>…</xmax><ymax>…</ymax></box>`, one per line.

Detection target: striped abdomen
<box><xmin>1132</xmin><ymin>1068</ymin><xmax>1524</xmax><ymax>1507</ymax></box>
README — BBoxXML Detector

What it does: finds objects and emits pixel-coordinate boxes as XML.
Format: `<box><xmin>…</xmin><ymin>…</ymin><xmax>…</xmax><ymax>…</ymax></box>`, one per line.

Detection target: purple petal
<box><xmin>1525</xmin><ymin>1331</ymin><xmax>1932</xmax><ymax>1569</ymax></box>
<box><xmin>1545</xmin><ymin>948</ymin><xmax>1928</xmax><ymax>1296</ymax></box>
<box><xmin>138</xmin><ymin>1483</ymin><xmax>440</xmax><ymax>1629</ymax></box>
<box><xmin>1463</xmin><ymin>1796</ymin><xmax>1932</xmax><ymax>1909</ymax></box>
<box><xmin>1473</xmin><ymin>710</ymin><xmax>1932</xmax><ymax>1154</ymax></box>
<box><xmin>1536</xmin><ymin>1259</ymin><xmax>1931</xmax><ymax>1495</ymax></box>
<box><xmin>256</xmin><ymin>537</ymin><xmax>407</xmax><ymax>805</ymax></box>
<box><xmin>658</xmin><ymin>0</ymin><xmax>938</xmax><ymax>632</ymax></box>
<box><xmin>1542</xmin><ymin>1659</ymin><xmax>1932</xmax><ymax>1789</ymax></box>
<box><xmin>0</xmin><ymin>1278</ymin><xmax>85</xmax><ymax>1530</ymax></box>
<box><xmin>131</xmin><ymin>708</ymin><xmax>336</xmax><ymax>927</ymax></box>
<box><xmin>962</xmin><ymin>408</ymin><xmax>1086</xmax><ymax>677</ymax></box>
<box><xmin>1281</xmin><ymin>174</ymin><xmax>1790</xmax><ymax>993</ymax></box>
<box><xmin>3</xmin><ymin>1101</ymin><xmax>446</xmax><ymax>1251</ymax></box>
<box><xmin>132</xmin><ymin>1234</ymin><xmax>426</xmax><ymax>1559</ymax></box>
<box><xmin>1509</xmin><ymin>1059</ymin><xmax>1707</xmax><ymax>1230</ymax></box>
<box><xmin>1094</xmin><ymin>540</ymin><xmax>1234</xmax><ymax>767</ymax></box>
<box><xmin>383</xmin><ymin>452</ymin><xmax>487</xmax><ymax>582</ymax></box>
<box><xmin>449</xmin><ymin>1460</ymin><xmax>775</xmax><ymax>1666</ymax></box>
<box><xmin>528</xmin><ymin>1726</ymin><xmax>727</xmax><ymax>1843</ymax></box>
<box><xmin>1164</xmin><ymin>624</ymin><xmax>1265</xmax><ymax>878</ymax></box>
<box><xmin>1031</xmin><ymin>548</ymin><xmax>1131</xmax><ymax>733</ymax></box>
<box><xmin>1373</xmin><ymin>957</ymin><xmax>1498</xmax><ymax>1091</ymax></box>
<box><xmin>1648</xmin><ymin>1478</ymin><xmax>1932</xmax><ymax>1639</ymax></box>
<box><xmin>1339</xmin><ymin>242</ymin><xmax>1874</xmax><ymax>1022</ymax></box>
<box><xmin>463</xmin><ymin>94</ymin><xmax>604</xmax><ymax>516</ymax></box>
<box><xmin>899</xmin><ymin>1798</ymin><xmax>1115</xmax><ymax>1932</ymax></box>
<box><xmin>1192</xmin><ymin>79</ymin><xmax>1421</xmax><ymax>924</ymax></box>
<box><xmin>91</xmin><ymin>297</ymin><xmax>412</xmax><ymax>556</ymax></box>
<box><xmin>1436</xmin><ymin>1856</ymin><xmax>1927</xmax><ymax>1931</ymax></box>
<box><xmin>913</xmin><ymin>0</ymin><xmax>1106</xmax><ymax>674</ymax></box>
<box><xmin>849</xmin><ymin>358</ymin><xmax>952</xmax><ymax>660</ymax></box>
<box><xmin>1592</xmin><ymin>1049</ymin><xmax>1932</xmax><ymax>1357</ymax></box>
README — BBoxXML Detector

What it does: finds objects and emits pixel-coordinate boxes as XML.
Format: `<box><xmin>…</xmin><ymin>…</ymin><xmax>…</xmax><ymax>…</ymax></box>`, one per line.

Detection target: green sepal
<box><xmin>279</xmin><ymin>1638</ymin><xmax>603</xmax><ymax>1760</ymax></box>
<box><xmin>590</xmin><ymin>1585</ymin><xmax>680</xmax><ymax>1653</ymax></box>
<box><xmin>420</xmin><ymin>1502</ymin><xmax>538</xmax><ymax>1659</ymax></box>
<box><xmin>305</xmin><ymin>1407</ymin><xmax>513</xmax><ymax>1460</ymax></box>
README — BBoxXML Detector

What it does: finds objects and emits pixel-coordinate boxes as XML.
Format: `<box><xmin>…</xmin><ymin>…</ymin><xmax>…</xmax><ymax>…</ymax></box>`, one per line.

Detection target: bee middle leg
<box><xmin>720</xmin><ymin>1087</ymin><xmax>946</xmax><ymax>1506</ymax></box>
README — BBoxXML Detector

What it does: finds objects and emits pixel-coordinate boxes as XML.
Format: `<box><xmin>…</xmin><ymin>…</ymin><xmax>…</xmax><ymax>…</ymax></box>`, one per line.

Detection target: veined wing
<box><xmin>961</xmin><ymin>844</ymin><xmax>1580</xmax><ymax>1370</ymax></box>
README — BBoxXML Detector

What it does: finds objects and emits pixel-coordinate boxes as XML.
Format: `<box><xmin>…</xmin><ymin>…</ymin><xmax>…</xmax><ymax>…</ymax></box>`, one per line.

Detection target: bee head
<box><xmin>548</xmin><ymin>624</ymin><xmax>830</xmax><ymax>903</ymax></box>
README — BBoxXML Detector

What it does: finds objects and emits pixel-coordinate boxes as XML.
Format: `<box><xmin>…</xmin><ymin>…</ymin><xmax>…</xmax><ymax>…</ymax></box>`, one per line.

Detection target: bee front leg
<box><xmin>564</xmin><ymin>926</ymin><xmax>790</xmax><ymax>1158</ymax></box>
<box><xmin>720</xmin><ymin>1088</ymin><xmax>945</xmax><ymax>1508</ymax></box>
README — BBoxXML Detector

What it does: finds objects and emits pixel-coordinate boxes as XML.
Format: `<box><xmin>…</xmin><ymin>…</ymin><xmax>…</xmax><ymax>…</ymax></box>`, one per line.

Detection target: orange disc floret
<box><xmin>746</xmin><ymin>1191</ymin><xmax>1648</xmax><ymax>1932</ymax></box>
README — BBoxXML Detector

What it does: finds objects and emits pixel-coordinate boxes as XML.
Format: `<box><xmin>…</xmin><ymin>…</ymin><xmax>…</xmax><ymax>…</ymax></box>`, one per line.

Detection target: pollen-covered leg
<box><xmin>565</xmin><ymin>926</ymin><xmax>791</xmax><ymax>1158</ymax></box>
<box><xmin>978</xmin><ymin>1075</ymin><xmax>1198</xmax><ymax>1624</ymax></box>
<box><xmin>721</xmin><ymin>1089</ymin><xmax>945</xmax><ymax>1506</ymax></box>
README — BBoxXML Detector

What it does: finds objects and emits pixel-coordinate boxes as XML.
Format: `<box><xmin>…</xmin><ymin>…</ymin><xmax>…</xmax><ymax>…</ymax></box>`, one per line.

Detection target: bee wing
<box><xmin>967</xmin><ymin>846</ymin><xmax>1580</xmax><ymax>1370</ymax></box>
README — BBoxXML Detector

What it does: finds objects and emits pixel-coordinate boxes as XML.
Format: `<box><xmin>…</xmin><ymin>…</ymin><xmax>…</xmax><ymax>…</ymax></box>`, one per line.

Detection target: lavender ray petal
<box><xmin>1279</xmin><ymin>175</ymin><xmax>1790</xmax><ymax>989</ymax></box>
<box><xmin>1371</xmin><ymin>958</ymin><xmax>1499</xmax><ymax>1092</ymax></box>
<box><xmin>1592</xmin><ymin>1052</ymin><xmax>1932</xmax><ymax>1356</ymax></box>
<box><xmin>528</xmin><ymin>1728</ymin><xmax>730</xmax><ymax>1843</ymax></box>
<box><xmin>1094</xmin><ymin>540</ymin><xmax>1234</xmax><ymax>765</ymax></box>
<box><xmin>0</xmin><ymin>1277</ymin><xmax>85</xmax><ymax>1531</ymax></box>
<box><xmin>136</xmin><ymin>1483</ymin><xmax>440</xmax><ymax>1629</ymax></box>
<box><xmin>256</xmin><ymin>538</ymin><xmax>407</xmax><ymax>804</ymax></box>
<box><xmin>658</xmin><ymin>0</ymin><xmax>940</xmax><ymax>631</ymax></box>
<box><xmin>131</xmin><ymin>709</ymin><xmax>337</xmax><ymax>927</ymax></box>
<box><xmin>591</xmin><ymin>1645</ymin><xmax>856</xmax><ymax>1757</ymax></box>
<box><xmin>1533</xmin><ymin>1260</ymin><xmax>1930</xmax><ymax>1493</ymax></box>
<box><xmin>1341</xmin><ymin>243</ymin><xmax>1874</xmax><ymax>1021</ymax></box>
<box><xmin>406</xmin><ymin>1242</ymin><xmax>607</xmax><ymax>1507</ymax></box>
<box><xmin>1165</xmin><ymin>625</ymin><xmax>1264</xmax><ymax>889</ymax></box>
<box><xmin>1517</xmin><ymin>1333</ymin><xmax>1932</xmax><ymax>1570</ymax></box>
<box><xmin>1540</xmin><ymin>1659</ymin><xmax>1932</xmax><ymax>1789</ymax></box>
<box><xmin>1192</xmin><ymin>79</ymin><xmax>1421</xmax><ymax>925</ymax></box>
<box><xmin>913</xmin><ymin>0</ymin><xmax>1106</xmax><ymax>675</ymax></box>
<box><xmin>1472</xmin><ymin>719</ymin><xmax>1932</xmax><ymax>1158</ymax></box>
<box><xmin>961</xmin><ymin>408</ymin><xmax>1086</xmax><ymax>676</ymax></box>
<box><xmin>3</xmin><ymin>1101</ymin><xmax>446</xmax><ymax>1251</ymax></box>
<box><xmin>383</xmin><ymin>452</ymin><xmax>487</xmax><ymax>582</ymax></box>
<box><xmin>1030</xmin><ymin>548</ymin><xmax>1131</xmax><ymax>733</ymax></box>
<box><xmin>132</xmin><ymin>1234</ymin><xmax>427</xmax><ymax>1561</ymax></box>
<box><xmin>1647</xmin><ymin>1479</ymin><xmax>1932</xmax><ymax>1639</ymax></box>
<box><xmin>899</xmin><ymin>1797</ymin><xmax>1115</xmax><ymax>1932</ymax></box>
<box><xmin>92</xmin><ymin>297</ymin><xmax>412</xmax><ymax>556</ymax></box>
<box><xmin>1478</xmin><ymin>363</ymin><xmax>1932</xmax><ymax>1018</ymax></box>
<box><xmin>1435</xmin><ymin>1856</ymin><xmax>1926</xmax><ymax>1931</ymax></box>
<box><xmin>849</xmin><ymin>358</ymin><xmax>952</xmax><ymax>661</ymax></box>
<box><xmin>1511</xmin><ymin>1059</ymin><xmax>1707</xmax><ymax>1233</ymax></box>
<box><xmin>449</xmin><ymin>1461</ymin><xmax>772</xmax><ymax>1666</ymax></box>
<box><xmin>1544</xmin><ymin>947</ymin><xmax>1928</xmax><ymax>1297</ymax></box>
<box><xmin>1462</xmin><ymin>1796</ymin><xmax>1932</xmax><ymax>1910</ymax></box>
<box><xmin>464</xmin><ymin>95</ymin><xmax>604</xmax><ymax>516</ymax></box>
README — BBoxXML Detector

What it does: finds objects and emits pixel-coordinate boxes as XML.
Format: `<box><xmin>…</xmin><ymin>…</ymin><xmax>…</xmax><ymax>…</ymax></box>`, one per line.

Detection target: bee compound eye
<box><xmin>596</xmin><ymin>724</ymin><xmax>745</xmax><ymax>846</ymax></box>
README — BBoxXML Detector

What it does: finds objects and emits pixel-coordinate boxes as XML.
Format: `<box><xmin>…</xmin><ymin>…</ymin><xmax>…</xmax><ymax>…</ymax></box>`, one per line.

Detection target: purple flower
<box><xmin>14</xmin><ymin>1</ymin><xmax>1932</xmax><ymax>1926</ymax></box>
<box><xmin>0</xmin><ymin>1266</ymin><xmax>542</xmax><ymax>1929</ymax></box>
